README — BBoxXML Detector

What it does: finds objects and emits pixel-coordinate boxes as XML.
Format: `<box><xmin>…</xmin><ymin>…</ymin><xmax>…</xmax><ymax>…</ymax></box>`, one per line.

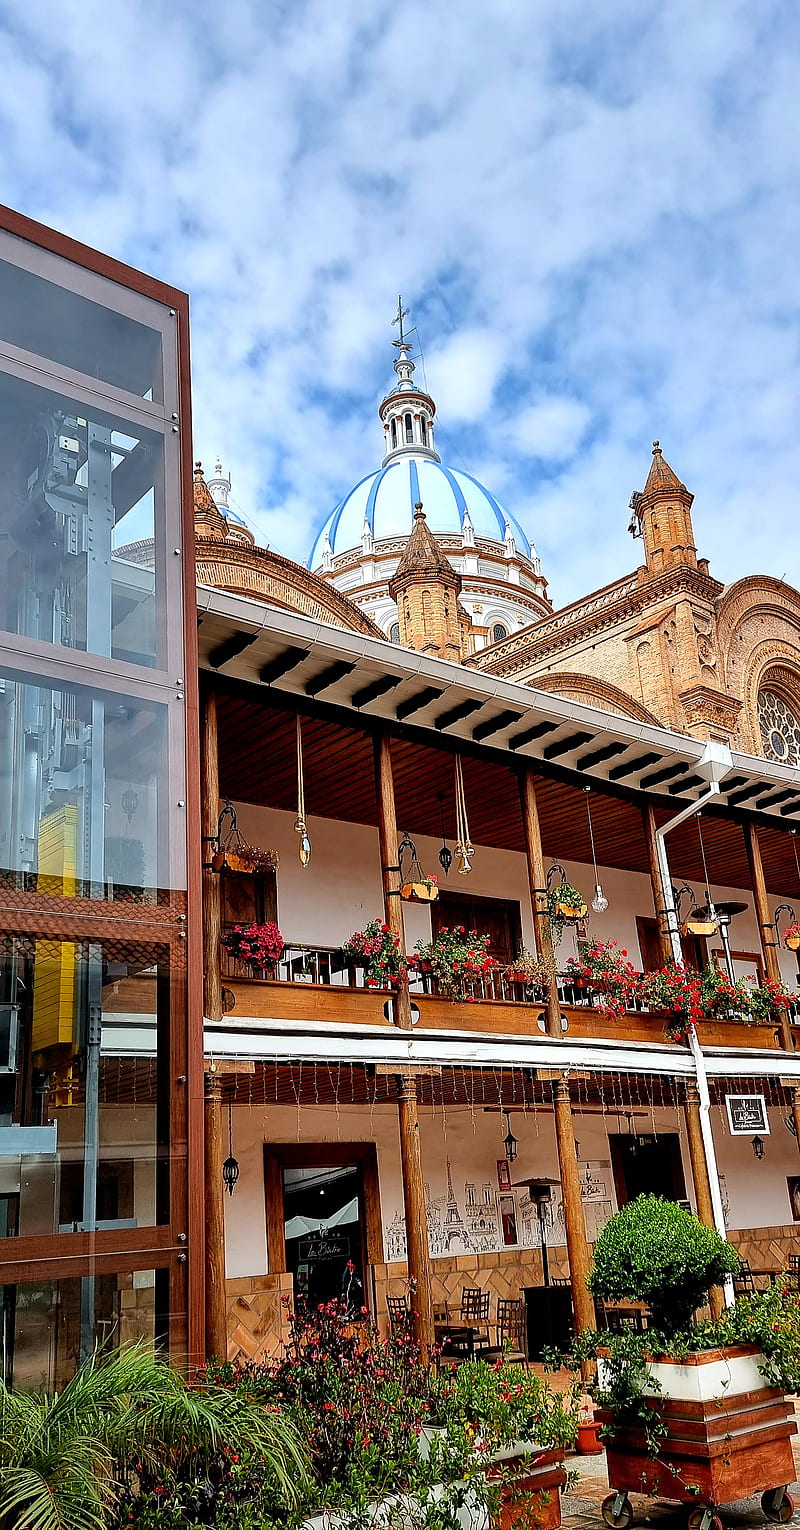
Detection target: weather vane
<box><xmin>392</xmin><ymin>294</ymin><xmax>409</xmax><ymax>348</ymax></box>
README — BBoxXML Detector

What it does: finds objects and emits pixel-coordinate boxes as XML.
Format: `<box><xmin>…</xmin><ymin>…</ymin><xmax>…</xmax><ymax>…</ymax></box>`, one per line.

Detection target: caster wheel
<box><xmin>602</xmin><ymin>1494</ymin><xmax>634</xmax><ymax>1529</ymax></box>
<box><xmin>761</xmin><ymin>1490</ymin><xmax>795</xmax><ymax>1523</ymax></box>
<box><xmin>687</xmin><ymin>1508</ymin><xmax>723</xmax><ymax>1530</ymax></box>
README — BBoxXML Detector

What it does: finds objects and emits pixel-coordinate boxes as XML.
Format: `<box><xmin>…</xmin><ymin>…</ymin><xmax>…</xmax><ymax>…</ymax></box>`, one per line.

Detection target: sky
<box><xmin>0</xmin><ymin>0</ymin><xmax>798</xmax><ymax>607</ymax></box>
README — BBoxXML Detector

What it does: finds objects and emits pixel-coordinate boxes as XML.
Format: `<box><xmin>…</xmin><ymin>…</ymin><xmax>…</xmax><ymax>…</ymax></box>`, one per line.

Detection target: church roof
<box><xmin>641</xmin><ymin>441</ymin><xmax>693</xmax><ymax>504</ymax></box>
<box><xmin>389</xmin><ymin>505</ymin><xmax>461</xmax><ymax>595</ymax></box>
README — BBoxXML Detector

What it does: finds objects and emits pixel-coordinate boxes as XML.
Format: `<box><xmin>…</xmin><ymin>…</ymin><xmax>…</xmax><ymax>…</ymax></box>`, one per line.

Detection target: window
<box><xmin>390</xmin><ymin>419</ymin><xmax>397</xmax><ymax>449</ymax></box>
<box><xmin>491</xmin><ymin>623</ymin><xmax>508</xmax><ymax>643</ymax></box>
<box><xmin>420</xmin><ymin>419</ymin><xmax>427</xmax><ymax>446</ymax></box>
<box><xmin>758</xmin><ymin>689</ymin><xmax>800</xmax><ymax>766</ymax></box>
<box><xmin>388</xmin><ymin>621</ymin><xmax>400</xmax><ymax>644</ymax></box>
<box><xmin>404</xmin><ymin>412</ymin><xmax>413</xmax><ymax>444</ymax></box>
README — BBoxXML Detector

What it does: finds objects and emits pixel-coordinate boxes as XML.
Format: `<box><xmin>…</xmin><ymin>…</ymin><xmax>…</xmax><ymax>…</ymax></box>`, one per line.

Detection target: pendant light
<box><xmin>584</xmin><ymin>787</ymin><xmax>608</xmax><ymax>913</ymax></box>
<box><xmin>294</xmin><ymin>715</ymin><xmax>312</xmax><ymax>866</ymax></box>
<box><xmin>222</xmin><ymin>1099</ymin><xmax>240</xmax><ymax>1195</ymax></box>
<box><xmin>751</xmin><ymin>1134</ymin><xmax>765</xmax><ymax>1161</ymax></box>
<box><xmin>453</xmin><ymin>755</ymin><xmax>474</xmax><ymax>876</ymax></box>
<box><xmin>437</xmin><ymin>794</ymin><xmax>452</xmax><ymax>877</ymax></box>
<box><xmin>502</xmin><ymin>1111</ymin><xmax>518</xmax><ymax>1163</ymax></box>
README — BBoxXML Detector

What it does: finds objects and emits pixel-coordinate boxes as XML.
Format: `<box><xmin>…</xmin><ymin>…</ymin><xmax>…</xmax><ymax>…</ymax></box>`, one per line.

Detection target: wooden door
<box><xmin>221</xmin><ymin>869</ymin><xmax>277</xmax><ymax>929</ymax></box>
<box><xmin>432</xmin><ymin>892</ymin><xmax>521</xmax><ymax>965</ymax></box>
<box><xmin>636</xmin><ymin>915</ymin><xmax>707</xmax><ymax>972</ymax></box>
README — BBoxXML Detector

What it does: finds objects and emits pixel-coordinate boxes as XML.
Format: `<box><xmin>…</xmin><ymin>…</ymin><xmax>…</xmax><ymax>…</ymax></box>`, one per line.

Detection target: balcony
<box><xmin>220</xmin><ymin>941</ymin><xmax>788</xmax><ymax>1051</ymax></box>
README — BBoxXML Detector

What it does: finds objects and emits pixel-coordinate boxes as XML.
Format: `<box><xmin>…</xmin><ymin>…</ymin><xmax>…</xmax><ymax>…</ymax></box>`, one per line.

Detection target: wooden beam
<box><xmin>204</xmin><ymin>1068</ymin><xmax>228</xmax><ymax>1358</ymax></box>
<box><xmin>201</xmin><ymin>693</ymin><xmax>223</xmax><ymax>1024</ymax></box>
<box><xmin>373</xmin><ymin>732</ymin><xmax>434</xmax><ymax>1358</ymax></box>
<box><xmin>683</xmin><ymin>1082</ymin><xmax>724</xmax><ymax>1320</ymax></box>
<box><xmin>744</xmin><ymin>821</ymin><xmax>793</xmax><ymax>1050</ymax></box>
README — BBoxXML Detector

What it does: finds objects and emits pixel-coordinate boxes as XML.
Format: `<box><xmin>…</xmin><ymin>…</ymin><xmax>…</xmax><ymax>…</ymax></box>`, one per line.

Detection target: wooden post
<box><xmin>684</xmin><ymin>1082</ymin><xmax>724</xmax><ymax>1319</ymax></box>
<box><xmin>744</xmin><ymin>822</ymin><xmax>792</xmax><ymax>1049</ymax></box>
<box><xmin>202</xmin><ymin>691</ymin><xmax>223</xmax><ymax>1024</ymax></box>
<box><xmin>204</xmin><ymin>1066</ymin><xmax>228</xmax><ymax>1358</ymax></box>
<box><xmin>373</xmin><ymin>734</ymin><xmax>434</xmax><ymax>1357</ymax></box>
<box><xmin>642</xmin><ymin>804</ymin><xmax>674</xmax><ymax>965</ymax></box>
<box><xmin>778</xmin><ymin>1080</ymin><xmax>800</xmax><ymax>1160</ymax></box>
<box><xmin>552</xmin><ymin>1077</ymin><xmax>596</xmax><ymax>1335</ymax></box>
<box><xmin>519</xmin><ymin>765</ymin><xmax>595</xmax><ymax>1337</ymax></box>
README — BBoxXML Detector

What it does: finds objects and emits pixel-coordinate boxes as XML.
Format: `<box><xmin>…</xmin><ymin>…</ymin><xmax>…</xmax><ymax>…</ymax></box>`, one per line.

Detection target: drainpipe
<box><xmin>653</xmin><ymin>741</ymin><xmax>735</xmax><ymax>1307</ymax></box>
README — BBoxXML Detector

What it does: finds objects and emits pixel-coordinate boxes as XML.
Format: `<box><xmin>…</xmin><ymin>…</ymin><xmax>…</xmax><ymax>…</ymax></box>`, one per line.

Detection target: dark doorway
<box><xmin>433</xmin><ymin>892</ymin><xmax>521</xmax><ymax>965</ymax></box>
<box><xmin>609</xmin><ymin>1132</ymin><xmax>687</xmax><ymax>1206</ymax></box>
<box><xmin>636</xmin><ymin>916</ymin><xmax>708</xmax><ymax>973</ymax></box>
<box><xmin>282</xmin><ymin>1163</ymin><xmax>366</xmax><ymax>1315</ymax></box>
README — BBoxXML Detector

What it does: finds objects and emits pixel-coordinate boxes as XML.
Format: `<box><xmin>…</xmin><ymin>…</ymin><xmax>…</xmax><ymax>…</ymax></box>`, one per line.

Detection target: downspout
<box><xmin>653</xmin><ymin>742</ymin><xmax>735</xmax><ymax>1306</ymax></box>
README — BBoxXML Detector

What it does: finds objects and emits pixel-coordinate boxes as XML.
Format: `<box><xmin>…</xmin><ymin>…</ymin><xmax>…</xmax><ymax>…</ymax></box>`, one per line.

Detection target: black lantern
<box><xmin>502</xmin><ymin>1111</ymin><xmax>518</xmax><ymax>1163</ymax></box>
<box><xmin>223</xmin><ymin>1100</ymin><xmax>240</xmax><ymax>1194</ymax></box>
<box><xmin>752</xmin><ymin>1134</ymin><xmax>765</xmax><ymax>1161</ymax></box>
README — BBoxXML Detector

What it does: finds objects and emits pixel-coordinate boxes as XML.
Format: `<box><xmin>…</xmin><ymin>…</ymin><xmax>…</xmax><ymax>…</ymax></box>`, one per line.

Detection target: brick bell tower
<box><xmin>388</xmin><ymin>502</ymin><xmax>466</xmax><ymax>661</ymax></box>
<box><xmin>632</xmin><ymin>440</ymin><xmax>698</xmax><ymax>576</ymax></box>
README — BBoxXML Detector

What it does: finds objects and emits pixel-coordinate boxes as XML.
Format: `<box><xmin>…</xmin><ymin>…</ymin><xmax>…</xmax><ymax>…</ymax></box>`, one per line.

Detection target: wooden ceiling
<box><xmin>216</xmin><ymin>693</ymin><xmax>800</xmax><ymax>898</ymax></box>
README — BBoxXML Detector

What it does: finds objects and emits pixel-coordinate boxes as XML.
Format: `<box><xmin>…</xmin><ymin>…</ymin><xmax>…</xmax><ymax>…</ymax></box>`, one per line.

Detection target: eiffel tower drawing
<box><xmin>442</xmin><ymin>1159</ymin><xmax>474</xmax><ymax>1252</ymax></box>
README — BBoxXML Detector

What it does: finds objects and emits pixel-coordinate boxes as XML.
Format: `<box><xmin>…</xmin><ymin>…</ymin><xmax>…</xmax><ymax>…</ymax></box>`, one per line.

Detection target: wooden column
<box><xmin>204</xmin><ymin>1066</ymin><xmax>228</xmax><ymax>1358</ymax></box>
<box><xmin>202</xmin><ymin>691</ymin><xmax>223</xmax><ymax>1024</ymax></box>
<box><xmin>642</xmin><ymin>804</ymin><xmax>674</xmax><ymax>965</ymax></box>
<box><xmin>684</xmin><ymin>1082</ymin><xmax>724</xmax><ymax>1319</ymax></box>
<box><xmin>519</xmin><ymin>765</ymin><xmax>595</xmax><ymax>1337</ymax></box>
<box><xmin>744</xmin><ymin>822</ymin><xmax>792</xmax><ymax>1049</ymax></box>
<box><xmin>373</xmin><ymin>734</ymin><xmax>434</xmax><ymax>1357</ymax></box>
<box><xmin>552</xmin><ymin>1077</ymin><xmax>596</xmax><ymax>1335</ymax></box>
<box><xmin>778</xmin><ymin>1080</ymin><xmax>800</xmax><ymax>1160</ymax></box>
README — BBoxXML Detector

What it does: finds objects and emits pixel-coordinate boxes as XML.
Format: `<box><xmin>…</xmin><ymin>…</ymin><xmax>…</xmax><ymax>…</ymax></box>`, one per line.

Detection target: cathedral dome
<box><xmin>308</xmin><ymin>456</ymin><xmax>531</xmax><ymax>570</ymax></box>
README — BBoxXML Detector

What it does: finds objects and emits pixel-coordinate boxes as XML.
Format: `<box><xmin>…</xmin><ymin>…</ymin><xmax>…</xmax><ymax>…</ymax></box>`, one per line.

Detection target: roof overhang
<box><xmin>196</xmin><ymin>586</ymin><xmax>800</xmax><ymax>828</ymax></box>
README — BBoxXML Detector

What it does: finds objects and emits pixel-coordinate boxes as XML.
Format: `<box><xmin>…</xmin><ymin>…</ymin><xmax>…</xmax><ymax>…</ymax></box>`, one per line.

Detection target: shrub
<box><xmin>588</xmin><ymin>1195</ymin><xmax>740</xmax><ymax>1337</ymax></box>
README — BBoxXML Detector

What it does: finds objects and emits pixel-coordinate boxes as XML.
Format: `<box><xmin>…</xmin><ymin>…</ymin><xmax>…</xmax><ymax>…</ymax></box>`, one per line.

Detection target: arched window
<box><xmin>390</xmin><ymin>419</ymin><xmax>397</xmax><ymax>449</ymax></box>
<box><xmin>388</xmin><ymin>621</ymin><xmax>400</xmax><ymax>644</ymax></box>
<box><xmin>404</xmin><ymin>412</ymin><xmax>413</xmax><ymax>444</ymax></box>
<box><xmin>421</xmin><ymin>590</ymin><xmax>433</xmax><ymax>631</ymax></box>
<box><xmin>419</xmin><ymin>418</ymin><xmax>427</xmax><ymax>446</ymax></box>
<box><xmin>491</xmin><ymin>622</ymin><xmax>508</xmax><ymax>643</ymax></box>
<box><xmin>758</xmin><ymin>688</ymin><xmax>800</xmax><ymax>765</ymax></box>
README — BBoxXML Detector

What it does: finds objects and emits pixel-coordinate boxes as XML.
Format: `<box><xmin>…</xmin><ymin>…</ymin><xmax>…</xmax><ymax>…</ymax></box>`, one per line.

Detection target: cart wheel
<box><xmin>602</xmin><ymin>1493</ymin><xmax>634</xmax><ymax>1529</ymax></box>
<box><xmin>687</xmin><ymin>1507</ymin><xmax>723</xmax><ymax>1530</ymax></box>
<box><xmin>761</xmin><ymin>1490</ymin><xmax>795</xmax><ymax>1523</ymax></box>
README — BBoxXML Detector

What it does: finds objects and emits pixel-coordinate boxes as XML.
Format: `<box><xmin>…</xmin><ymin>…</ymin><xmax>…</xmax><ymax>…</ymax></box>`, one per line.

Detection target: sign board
<box><xmin>725</xmin><ymin>1094</ymin><xmax>769</xmax><ymax>1136</ymax></box>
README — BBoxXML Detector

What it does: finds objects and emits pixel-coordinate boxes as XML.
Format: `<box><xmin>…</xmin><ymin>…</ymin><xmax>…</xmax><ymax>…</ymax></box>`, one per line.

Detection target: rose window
<box><xmin>758</xmin><ymin>689</ymin><xmax>800</xmax><ymax>765</ymax></box>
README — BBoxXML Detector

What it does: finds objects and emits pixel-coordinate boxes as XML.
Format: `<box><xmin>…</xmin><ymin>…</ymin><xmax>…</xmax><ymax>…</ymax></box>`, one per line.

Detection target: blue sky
<box><xmin>1</xmin><ymin>0</ymin><xmax>798</xmax><ymax>606</ymax></box>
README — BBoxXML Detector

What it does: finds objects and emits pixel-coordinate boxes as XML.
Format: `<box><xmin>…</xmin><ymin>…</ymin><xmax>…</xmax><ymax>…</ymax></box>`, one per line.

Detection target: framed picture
<box><xmin>496</xmin><ymin>1159</ymin><xmax>511</xmax><ymax>1191</ymax></box>
<box><xmin>499</xmin><ymin>1194</ymin><xmax>518</xmax><ymax>1246</ymax></box>
<box><xmin>725</xmin><ymin>1093</ymin><xmax>770</xmax><ymax>1135</ymax></box>
<box><xmin>712</xmin><ymin>950</ymin><xmax>764</xmax><ymax>984</ymax></box>
<box><xmin>788</xmin><ymin>1178</ymin><xmax>800</xmax><ymax>1223</ymax></box>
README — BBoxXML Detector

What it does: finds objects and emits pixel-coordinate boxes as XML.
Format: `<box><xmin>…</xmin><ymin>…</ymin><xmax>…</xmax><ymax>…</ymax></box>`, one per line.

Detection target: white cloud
<box><xmin>509</xmin><ymin>398</ymin><xmax>591</xmax><ymax>460</ymax></box>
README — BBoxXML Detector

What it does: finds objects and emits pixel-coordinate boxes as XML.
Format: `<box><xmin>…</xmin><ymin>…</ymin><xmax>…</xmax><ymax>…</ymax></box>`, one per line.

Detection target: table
<box><xmin>435</xmin><ymin>1323</ymin><xmax>481</xmax><ymax>1360</ymax></box>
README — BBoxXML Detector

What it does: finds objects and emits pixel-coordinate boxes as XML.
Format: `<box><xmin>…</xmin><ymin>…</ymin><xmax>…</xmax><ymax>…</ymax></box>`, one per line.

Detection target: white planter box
<box><xmin>302</xmin><ymin>1481</ymin><xmax>488</xmax><ymax>1530</ymax></box>
<box><xmin>598</xmin><ymin>1345</ymin><xmax>768</xmax><ymax>1404</ymax></box>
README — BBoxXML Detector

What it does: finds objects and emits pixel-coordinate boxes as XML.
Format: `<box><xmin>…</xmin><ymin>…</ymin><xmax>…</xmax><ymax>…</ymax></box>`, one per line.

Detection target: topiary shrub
<box><xmin>588</xmin><ymin>1194</ymin><xmax>741</xmax><ymax>1338</ymax></box>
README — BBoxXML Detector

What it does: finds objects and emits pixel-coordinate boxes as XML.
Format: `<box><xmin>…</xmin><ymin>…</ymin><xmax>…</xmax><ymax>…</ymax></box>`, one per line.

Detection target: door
<box><xmin>283</xmin><ymin>1163</ymin><xmax>366</xmax><ymax>1314</ymax></box>
<box><xmin>636</xmin><ymin>916</ymin><xmax>707</xmax><ymax>972</ymax></box>
<box><xmin>609</xmin><ymin>1132</ymin><xmax>687</xmax><ymax>1206</ymax></box>
<box><xmin>432</xmin><ymin>892</ymin><xmax>521</xmax><ymax>965</ymax></box>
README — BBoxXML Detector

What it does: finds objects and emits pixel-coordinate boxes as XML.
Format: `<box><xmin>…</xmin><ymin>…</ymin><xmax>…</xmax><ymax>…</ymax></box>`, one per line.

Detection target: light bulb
<box><xmin>592</xmin><ymin>884</ymin><xmax>609</xmax><ymax>913</ymax></box>
<box><xmin>295</xmin><ymin>818</ymin><xmax>312</xmax><ymax>866</ymax></box>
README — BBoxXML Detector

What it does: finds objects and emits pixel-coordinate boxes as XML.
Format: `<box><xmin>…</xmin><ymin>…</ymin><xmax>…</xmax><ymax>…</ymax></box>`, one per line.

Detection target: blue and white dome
<box><xmin>309</xmin><ymin>456</ymin><xmax>531</xmax><ymax>569</ymax></box>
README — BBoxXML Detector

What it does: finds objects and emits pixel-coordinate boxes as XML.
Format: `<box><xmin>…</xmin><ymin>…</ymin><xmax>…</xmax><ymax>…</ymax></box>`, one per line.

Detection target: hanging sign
<box><xmin>725</xmin><ymin>1093</ymin><xmax>770</xmax><ymax>1135</ymax></box>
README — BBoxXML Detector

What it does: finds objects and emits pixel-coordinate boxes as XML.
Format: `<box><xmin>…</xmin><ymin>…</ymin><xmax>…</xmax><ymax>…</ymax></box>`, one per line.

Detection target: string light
<box><xmin>584</xmin><ymin>787</ymin><xmax>608</xmax><ymax>913</ymax></box>
<box><xmin>294</xmin><ymin>716</ymin><xmax>312</xmax><ymax>866</ymax></box>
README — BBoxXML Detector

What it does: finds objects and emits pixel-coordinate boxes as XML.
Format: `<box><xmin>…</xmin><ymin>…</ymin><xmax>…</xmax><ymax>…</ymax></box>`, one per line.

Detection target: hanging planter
<box><xmin>784</xmin><ymin>924</ymin><xmax>800</xmax><ymax>951</ymax></box>
<box><xmin>545</xmin><ymin>866</ymin><xmax>587</xmax><ymax>935</ymax></box>
<box><xmin>400</xmin><ymin>876</ymin><xmax>439</xmax><ymax>903</ymax></box>
<box><xmin>396</xmin><ymin>832</ymin><xmax>439</xmax><ymax>902</ymax></box>
<box><xmin>210</xmin><ymin>799</ymin><xmax>279</xmax><ymax>875</ymax></box>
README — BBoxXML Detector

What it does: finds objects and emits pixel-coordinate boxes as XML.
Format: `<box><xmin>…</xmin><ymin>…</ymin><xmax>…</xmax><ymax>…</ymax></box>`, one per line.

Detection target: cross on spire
<box><xmin>391</xmin><ymin>294</ymin><xmax>410</xmax><ymax>349</ymax></box>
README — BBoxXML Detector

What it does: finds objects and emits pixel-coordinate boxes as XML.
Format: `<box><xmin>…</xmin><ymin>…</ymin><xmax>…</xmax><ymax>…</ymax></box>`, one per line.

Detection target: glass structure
<box><xmin>0</xmin><ymin>208</ymin><xmax>199</xmax><ymax>1383</ymax></box>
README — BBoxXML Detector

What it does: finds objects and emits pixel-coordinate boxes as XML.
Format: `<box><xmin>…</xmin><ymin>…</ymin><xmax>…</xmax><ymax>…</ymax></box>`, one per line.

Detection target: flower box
<box><xmin>487</xmin><ymin>1445</ymin><xmax>566</xmax><ymax>1530</ymax></box>
<box><xmin>597</xmin><ymin>1346</ymin><xmax>796</xmax><ymax>1510</ymax></box>
<box><xmin>554</xmin><ymin>901</ymin><xmax>587</xmax><ymax>921</ymax></box>
<box><xmin>400</xmin><ymin>880</ymin><xmax>439</xmax><ymax>903</ymax></box>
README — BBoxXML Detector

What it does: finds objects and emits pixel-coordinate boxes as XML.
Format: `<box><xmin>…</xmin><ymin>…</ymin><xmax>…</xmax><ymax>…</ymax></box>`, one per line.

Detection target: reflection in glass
<box><xmin>0</xmin><ymin>255</ymin><xmax>163</xmax><ymax>401</ymax></box>
<box><xmin>0</xmin><ymin>1270</ymin><xmax>168</xmax><ymax>1390</ymax></box>
<box><xmin>0</xmin><ymin>370</ymin><xmax>164</xmax><ymax>665</ymax></box>
<box><xmin>0</xmin><ymin>937</ymin><xmax>170</xmax><ymax>1237</ymax></box>
<box><xmin>0</xmin><ymin>673</ymin><xmax>175</xmax><ymax>899</ymax></box>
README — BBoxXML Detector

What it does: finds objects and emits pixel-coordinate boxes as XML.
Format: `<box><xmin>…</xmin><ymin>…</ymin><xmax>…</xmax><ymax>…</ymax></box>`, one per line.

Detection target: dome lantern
<box><xmin>378</xmin><ymin>297</ymin><xmax>440</xmax><ymax>467</ymax></box>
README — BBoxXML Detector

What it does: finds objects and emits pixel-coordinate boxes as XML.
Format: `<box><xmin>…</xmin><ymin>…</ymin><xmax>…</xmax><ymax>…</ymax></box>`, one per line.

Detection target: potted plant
<box><xmin>784</xmin><ymin>923</ymin><xmax>800</xmax><ymax>952</ymax></box>
<box><xmin>400</xmin><ymin>873</ymin><xmax>439</xmax><ymax>904</ymax></box>
<box><xmin>504</xmin><ymin>949</ymin><xmax>557</xmax><ymax>992</ymax></box>
<box><xmin>222</xmin><ymin>921</ymin><xmax>284</xmax><ymax>971</ymax></box>
<box><xmin>565</xmin><ymin>941</ymin><xmax>640</xmax><ymax>1021</ymax></box>
<box><xmin>579</xmin><ymin>1197</ymin><xmax>798</xmax><ymax>1530</ymax></box>
<box><xmin>409</xmin><ymin>927</ymin><xmax>499</xmax><ymax>1003</ymax></box>
<box><xmin>747</xmin><ymin>976</ymin><xmax>797</xmax><ymax>1025</ymax></box>
<box><xmin>546</xmin><ymin>879</ymin><xmax>587</xmax><ymax>943</ymax></box>
<box><xmin>639</xmin><ymin>963</ymin><xmax>704</xmax><ymax>1042</ymax></box>
<box><xmin>342</xmin><ymin>920</ymin><xmax>407</xmax><ymax>989</ymax></box>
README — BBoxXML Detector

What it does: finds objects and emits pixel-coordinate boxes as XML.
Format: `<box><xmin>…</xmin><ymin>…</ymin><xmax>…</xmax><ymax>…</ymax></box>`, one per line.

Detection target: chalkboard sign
<box><xmin>725</xmin><ymin>1094</ymin><xmax>769</xmax><ymax>1135</ymax></box>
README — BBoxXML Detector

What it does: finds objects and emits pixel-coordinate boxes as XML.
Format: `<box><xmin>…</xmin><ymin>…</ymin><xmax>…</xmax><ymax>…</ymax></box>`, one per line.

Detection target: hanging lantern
<box><xmin>752</xmin><ymin>1134</ymin><xmax>765</xmax><ymax>1161</ymax></box>
<box><xmin>584</xmin><ymin>788</ymin><xmax>608</xmax><ymax>913</ymax></box>
<box><xmin>453</xmin><ymin>756</ymin><xmax>474</xmax><ymax>876</ymax></box>
<box><xmin>295</xmin><ymin>716</ymin><xmax>312</xmax><ymax>867</ymax></box>
<box><xmin>437</xmin><ymin>795</ymin><xmax>452</xmax><ymax>877</ymax></box>
<box><xmin>502</xmin><ymin>1111</ymin><xmax>518</xmax><ymax>1163</ymax></box>
<box><xmin>222</xmin><ymin>1099</ymin><xmax>239</xmax><ymax>1194</ymax></box>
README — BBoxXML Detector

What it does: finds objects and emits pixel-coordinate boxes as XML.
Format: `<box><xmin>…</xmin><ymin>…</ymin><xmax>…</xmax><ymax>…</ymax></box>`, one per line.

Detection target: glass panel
<box><xmin>0</xmin><ymin>1270</ymin><xmax>167</xmax><ymax>1390</ymax></box>
<box><xmin>283</xmin><ymin>1164</ymin><xmax>365</xmax><ymax>1314</ymax></box>
<box><xmin>0</xmin><ymin>256</ymin><xmax>163</xmax><ymax>401</ymax></box>
<box><xmin>0</xmin><ymin>672</ymin><xmax>180</xmax><ymax>900</ymax></box>
<box><xmin>0</xmin><ymin>368</ymin><xmax>166</xmax><ymax>666</ymax></box>
<box><xmin>0</xmin><ymin>936</ymin><xmax>172</xmax><ymax>1233</ymax></box>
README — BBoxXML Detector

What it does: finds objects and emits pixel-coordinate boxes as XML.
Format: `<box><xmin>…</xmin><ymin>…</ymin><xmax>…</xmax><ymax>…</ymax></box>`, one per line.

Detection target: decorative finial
<box><xmin>414</xmin><ymin>500</ymin><xmax>424</xmax><ymax>518</ymax></box>
<box><xmin>652</xmin><ymin>440</ymin><xmax>661</xmax><ymax>453</ymax></box>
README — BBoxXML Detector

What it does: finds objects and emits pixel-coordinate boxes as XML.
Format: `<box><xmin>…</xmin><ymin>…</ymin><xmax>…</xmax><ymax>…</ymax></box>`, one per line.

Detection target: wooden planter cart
<box><xmin>488</xmin><ymin>1444</ymin><xmax>567</xmax><ymax>1530</ymax></box>
<box><xmin>597</xmin><ymin>1346</ymin><xmax>797</xmax><ymax>1530</ymax></box>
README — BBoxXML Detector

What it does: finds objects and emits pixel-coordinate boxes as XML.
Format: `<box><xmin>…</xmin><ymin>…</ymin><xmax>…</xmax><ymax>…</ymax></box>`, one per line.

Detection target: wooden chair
<box><xmin>785</xmin><ymin>1254</ymin><xmax>800</xmax><ymax>1291</ymax></box>
<box><xmin>387</xmin><ymin>1295</ymin><xmax>410</xmax><ymax>1335</ymax></box>
<box><xmin>734</xmin><ymin>1259</ymin><xmax>756</xmax><ymax>1297</ymax></box>
<box><xmin>485</xmin><ymin>1298</ymin><xmax>527</xmax><ymax>1365</ymax></box>
<box><xmin>459</xmin><ymin>1288</ymin><xmax>491</xmax><ymax>1353</ymax></box>
<box><xmin>551</xmin><ymin>1277</ymin><xmax>570</xmax><ymax>1287</ymax></box>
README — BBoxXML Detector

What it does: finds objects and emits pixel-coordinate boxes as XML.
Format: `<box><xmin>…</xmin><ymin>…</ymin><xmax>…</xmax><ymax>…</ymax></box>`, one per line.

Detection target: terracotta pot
<box><xmin>556</xmin><ymin>901</ymin><xmax>587</xmax><ymax>921</ymax></box>
<box><xmin>576</xmin><ymin>1421</ymin><xmax>603</xmax><ymax>1455</ymax></box>
<box><xmin>786</xmin><ymin>933</ymin><xmax>800</xmax><ymax>951</ymax></box>
<box><xmin>400</xmin><ymin>881</ymin><xmax>439</xmax><ymax>903</ymax></box>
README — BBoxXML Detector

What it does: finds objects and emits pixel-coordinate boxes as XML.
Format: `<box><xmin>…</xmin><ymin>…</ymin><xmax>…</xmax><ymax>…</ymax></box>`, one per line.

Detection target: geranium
<box><xmin>565</xmin><ymin>940</ymin><xmax>641</xmax><ymax>1021</ymax></box>
<box><xmin>746</xmin><ymin>975</ymin><xmax>797</xmax><ymax>1025</ymax></box>
<box><xmin>409</xmin><ymin>926</ymin><xmax>499</xmax><ymax>1002</ymax></box>
<box><xmin>222</xmin><ymin>921</ymin><xmax>284</xmax><ymax>969</ymax></box>
<box><xmin>640</xmin><ymin>962</ymin><xmax>704</xmax><ymax>1042</ymax></box>
<box><xmin>343</xmin><ymin>919</ymin><xmax>407</xmax><ymax>989</ymax></box>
